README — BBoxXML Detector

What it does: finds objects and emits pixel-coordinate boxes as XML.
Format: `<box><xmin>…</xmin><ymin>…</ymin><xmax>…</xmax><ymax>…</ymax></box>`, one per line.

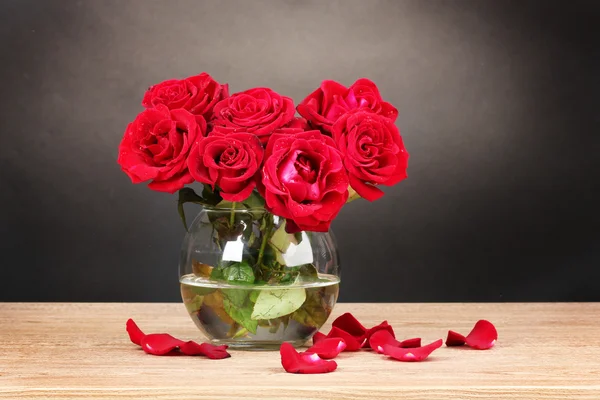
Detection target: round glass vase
<box><xmin>179</xmin><ymin>205</ymin><xmax>340</xmax><ymax>350</ymax></box>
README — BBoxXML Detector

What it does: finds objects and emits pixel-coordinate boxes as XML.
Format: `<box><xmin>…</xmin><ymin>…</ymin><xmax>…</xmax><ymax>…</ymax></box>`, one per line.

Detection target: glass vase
<box><xmin>179</xmin><ymin>205</ymin><xmax>340</xmax><ymax>350</ymax></box>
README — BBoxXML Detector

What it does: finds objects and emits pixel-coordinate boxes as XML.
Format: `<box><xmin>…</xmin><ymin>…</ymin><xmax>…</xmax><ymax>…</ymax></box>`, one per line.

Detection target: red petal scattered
<box><xmin>445</xmin><ymin>330</ymin><xmax>466</xmax><ymax>346</ymax></box>
<box><xmin>363</xmin><ymin>320</ymin><xmax>395</xmax><ymax>349</ymax></box>
<box><xmin>399</xmin><ymin>338</ymin><xmax>422</xmax><ymax>348</ymax></box>
<box><xmin>312</xmin><ymin>331</ymin><xmax>327</xmax><ymax>345</ymax></box>
<box><xmin>126</xmin><ymin>319</ymin><xmax>146</xmax><ymax>346</ymax></box>
<box><xmin>466</xmin><ymin>320</ymin><xmax>498</xmax><ymax>350</ymax></box>
<box><xmin>332</xmin><ymin>313</ymin><xmax>367</xmax><ymax>338</ymax></box>
<box><xmin>383</xmin><ymin>339</ymin><xmax>443</xmax><ymax>362</ymax></box>
<box><xmin>370</xmin><ymin>331</ymin><xmax>423</xmax><ymax>354</ymax></box>
<box><xmin>280</xmin><ymin>342</ymin><xmax>337</xmax><ymax>374</ymax></box>
<box><xmin>326</xmin><ymin>326</ymin><xmax>365</xmax><ymax>351</ymax></box>
<box><xmin>126</xmin><ymin>319</ymin><xmax>231</xmax><ymax>359</ymax></box>
<box><xmin>445</xmin><ymin>320</ymin><xmax>497</xmax><ymax>349</ymax></box>
<box><xmin>140</xmin><ymin>333</ymin><xmax>185</xmax><ymax>356</ymax></box>
<box><xmin>307</xmin><ymin>338</ymin><xmax>347</xmax><ymax>359</ymax></box>
<box><xmin>369</xmin><ymin>330</ymin><xmax>400</xmax><ymax>354</ymax></box>
<box><xmin>179</xmin><ymin>341</ymin><xmax>231</xmax><ymax>359</ymax></box>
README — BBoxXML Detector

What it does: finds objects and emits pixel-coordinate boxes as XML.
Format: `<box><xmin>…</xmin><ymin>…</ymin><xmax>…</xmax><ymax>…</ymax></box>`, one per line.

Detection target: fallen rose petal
<box><xmin>466</xmin><ymin>320</ymin><xmax>498</xmax><ymax>350</ymax></box>
<box><xmin>126</xmin><ymin>318</ymin><xmax>145</xmax><ymax>346</ymax></box>
<box><xmin>332</xmin><ymin>313</ymin><xmax>367</xmax><ymax>338</ymax></box>
<box><xmin>399</xmin><ymin>338</ymin><xmax>422</xmax><ymax>348</ymax></box>
<box><xmin>383</xmin><ymin>339</ymin><xmax>443</xmax><ymax>362</ymax></box>
<box><xmin>280</xmin><ymin>342</ymin><xmax>337</xmax><ymax>374</ymax></box>
<box><xmin>364</xmin><ymin>320</ymin><xmax>395</xmax><ymax>349</ymax></box>
<box><xmin>312</xmin><ymin>331</ymin><xmax>327</xmax><ymax>345</ymax></box>
<box><xmin>307</xmin><ymin>338</ymin><xmax>347</xmax><ymax>359</ymax></box>
<box><xmin>326</xmin><ymin>326</ymin><xmax>365</xmax><ymax>351</ymax></box>
<box><xmin>179</xmin><ymin>341</ymin><xmax>231</xmax><ymax>359</ymax></box>
<box><xmin>445</xmin><ymin>330</ymin><xmax>467</xmax><ymax>347</ymax></box>
<box><xmin>140</xmin><ymin>333</ymin><xmax>185</xmax><ymax>356</ymax></box>
<box><xmin>370</xmin><ymin>331</ymin><xmax>423</xmax><ymax>354</ymax></box>
<box><xmin>369</xmin><ymin>330</ymin><xmax>400</xmax><ymax>354</ymax></box>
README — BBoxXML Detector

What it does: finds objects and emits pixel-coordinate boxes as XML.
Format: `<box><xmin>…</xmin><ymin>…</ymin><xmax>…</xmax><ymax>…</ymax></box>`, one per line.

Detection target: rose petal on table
<box><xmin>332</xmin><ymin>312</ymin><xmax>367</xmax><ymax>338</ymax></box>
<box><xmin>369</xmin><ymin>330</ymin><xmax>400</xmax><ymax>354</ymax></box>
<box><xmin>306</xmin><ymin>338</ymin><xmax>347</xmax><ymax>359</ymax></box>
<box><xmin>399</xmin><ymin>338</ymin><xmax>422</xmax><ymax>348</ymax></box>
<box><xmin>382</xmin><ymin>339</ymin><xmax>443</xmax><ymax>362</ymax></box>
<box><xmin>179</xmin><ymin>341</ymin><xmax>231</xmax><ymax>359</ymax></box>
<box><xmin>465</xmin><ymin>320</ymin><xmax>498</xmax><ymax>350</ymax></box>
<box><xmin>140</xmin><ymin>333</ymin><xmax>186</xmax><ymax>356</ymax></box>
<box><xmin>326</xmin><ymin>326</ymin><xmax>365</xmax><ymax>351</ymax></box>
<box><xmin>363</xmin><ymin>320</ymin><xmax>395</xmax><ymax>349</ymax></box>
<box><xmin>312</xmin><ymin>331</ymin><xmax>327</xmax><ymax>345</ymax></box>
<box><xmin>126</xmin><ymin>318</ymin><xmax>145</xmax><ymax>346</ymax></box>
<box><xmin>445</xmin><ymin>330</ymin><xmax>467</xmax><ymax>346</ymax></box>
<box><xmin>280</xmin><ymin>342</ymin><xmax>338</xmax><ymax>374</ymax></box>
<box><xmin>371</xmin><ymin>331</ymin><xmax>423</xmax><ymax>354</ymax></box>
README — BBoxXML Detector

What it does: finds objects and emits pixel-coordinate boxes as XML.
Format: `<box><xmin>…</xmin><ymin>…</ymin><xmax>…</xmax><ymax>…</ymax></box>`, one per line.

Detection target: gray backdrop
<box><xmin>1</xmin><ymin>0</ymin><xmax>599</xmax><ymax>302</ymax></box>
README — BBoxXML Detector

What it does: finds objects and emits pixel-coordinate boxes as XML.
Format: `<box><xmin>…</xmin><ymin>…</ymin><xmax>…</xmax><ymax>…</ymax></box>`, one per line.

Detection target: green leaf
<box><xmin>222</xmin><ymin>289</ymin><xmax>258</xmax><ymax>334</ymax></box>
<box><xmin>269</xmin><ymin>244</ymin><xmax>287</xmax><ymax>266</ymax></box>
<box><xmin>249</xmin><ymin>290</ymin><xmax>260</xmax><ymax>303</ymax></box>
<box><xmin>297</xmin><ymin>264</ymin><xmax>319</xmax><ymax>280</ymax></box>
<box><xmin>292</xmin><ymin>232</ymin><xmax>303</xmax><ymax>245</ymax></box>
<box><xmin>247</xmin><ymin>231</ymin><xmax>257</xmax><ymax>247</ymax></box>
<box><xmin>346</xmin><ymin>185</ymin><xmax>361</xmax><ymax>203</ymax></box>
<box><xmin>241</xmin><ymin>190</ymin><xmax>266</xmax><ymax>209</ymax></box>
<box><xmin>290</xmin><ymin>288</ymin><xmax>331</xmax><ymax>328</ymax></box>
<box><xmin>269</xmin><ymin>220</ymin><xmax>291</xmax><ymax>253</ymax></box>
<box><xmin>251</xmin><ymin>288</ymin><xmax>307</xmax><ymax>320</ymax></box>
<box><xmin>223</xmin><ymin>262</ymin><xmax>255</xmax><ymax>285</ymax></box>
<box><xmin>177</xmin><ymin>186</ymin><xmax>223</xmax><ymax>230</ymax></box>
<box><xmin>210</xmin><ymin>267</ymin><xmax>225</xmax><ymax>281</ymax></box>
<box><xmin>184</xmin><ymin>295</ymin><xmax>204</xmax><ymax>314</ymax></box>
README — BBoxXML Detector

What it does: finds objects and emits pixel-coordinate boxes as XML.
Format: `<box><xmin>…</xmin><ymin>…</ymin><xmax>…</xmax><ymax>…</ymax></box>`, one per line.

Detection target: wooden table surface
<box><xmin>1</xmin><ymin>303</ymin><xmax>599</xmax><ymax>399</ymax></box>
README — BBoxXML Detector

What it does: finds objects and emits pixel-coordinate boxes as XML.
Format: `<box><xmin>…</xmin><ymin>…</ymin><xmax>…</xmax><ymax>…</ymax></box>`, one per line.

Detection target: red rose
<box><xmin>331</xmin><ymin>109</ymin><xmax>408</xmax><ymax>201</ymax></box>
<box><xmin>261</xmin><ymin>131</ymin><xmax>349</xmax><ymax>233</ymax></box>
<box><xmin>297</xmin><ymin>78</ymin><xmax>398</xmax><ymax>132</ymax></box>
<box><xmin>188</xmin><ymin>132</ymin><xmax>264</xmax><ymax>202</ymax></box>
<box><xmin>142</xmin><ymin>72</ymin><xmax>229</xmax><ymax>120</ymax></box>
<box><xmin>211</xmin><ymin>88</ymin><xmax>295</xmax><ymax>144</ymax></box>
<box><xmin>118</xmin><ymin>105</ymin><xmax>206</xmax><ymax>193</ymax></box>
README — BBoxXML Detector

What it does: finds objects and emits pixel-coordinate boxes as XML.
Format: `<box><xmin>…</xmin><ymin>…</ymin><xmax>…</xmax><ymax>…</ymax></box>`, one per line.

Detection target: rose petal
<box><xmin>127</xmin><ymin>319</ymin><xmax>230</xmax><ymax>359</ymax></box>
<box><xmin>332</xmin><ymin>312</ymin><xmax>367</xmax><ymax>338</ymax></box>
<box><xmin>179</xmin><ymin>341</ymin><xmax>231</xmax><ymax>359</ymax></box>
<box><xmin>383</xmin><ymin>339</ymin><xmax>443</xmax><ymax>362</ymax></box>
<box><xmin>399</xmin><ymin>338</ymin><xmax>422</xmax><ymax>348</ymax></box>
<box><xmin>364</xmin><ymin>320</ymin><xmax>395</xmax><ymax>348</ymax></box>
<box><xmin>312</xmin><ymin>331</ymin><xmax>327</xmax><ymax>345</ymax></box>
<box><xmin>306</xmin><ymin>338</ymin><xmax>347</xmax><ymax>359</ymax></box>
<box><xmin>445</xmin><ymin>320</ymin><xmax>497</xmax><ymax>349</ymax></box>
<box><xmin>445</xmin><ymin>330</ymin><xmax>467</xmax><ymax>347</ymax></box>
<box><xmin>140</xmin><ymin>333</ymin><xmax>185</xmax><ymax>356</ymax></box>
<box><xmin>370</xmin><ymin>330</ymin><xmax>423</xmax><ymax>354</ymax></box>
<box><xmin>326</xmin><ymin>326</ymin><xmax>365</xmax><ymax>351</ymax></box>
<box><xmin>369</xmin><ymin>330</ymin><xmax>400</xmax><ymax>354</ymax></box>
<box><xmin>126</xmin><ymin>318</ymin><xmax>145</xmax><ymax>346</ymax></box>
<box><xmin>280</xmin><ymin>342</ymin><xmax>337</xmax><ymax>374</ymax></box>
<box><xmin>466</xmin><ymin>320</ymin><xmax>498</xmax><ymax>350</ymax></box>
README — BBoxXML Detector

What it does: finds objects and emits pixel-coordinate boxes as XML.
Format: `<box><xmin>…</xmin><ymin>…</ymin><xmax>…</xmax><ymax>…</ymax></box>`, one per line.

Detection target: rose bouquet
<box><xmin>117</xmin><ymin>73</ymin><xmax>409</xmax><ymax>347</ymax></box>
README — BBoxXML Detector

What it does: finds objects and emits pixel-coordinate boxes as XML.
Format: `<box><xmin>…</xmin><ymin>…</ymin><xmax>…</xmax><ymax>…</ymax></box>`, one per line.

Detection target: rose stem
<box><xmin>256</xmin><ymin>213</ymin><xmax>272</xmax><ymax>268</ymax></box>
<box><xmin>229</xmin><ymin>202</ymin><xmax>236</xmax><ymax>227</ymax></box>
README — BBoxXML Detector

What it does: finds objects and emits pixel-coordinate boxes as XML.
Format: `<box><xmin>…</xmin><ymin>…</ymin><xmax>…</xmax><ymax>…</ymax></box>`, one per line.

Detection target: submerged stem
<box><xmin>256</xmin><ymin>213</ymin><xmax>272</xmax><ymax>268</ymax></box>
<box><xmin>229</xmin><ymin>202</ymin><xmax>236</xmax><ymax>226</ymax></box>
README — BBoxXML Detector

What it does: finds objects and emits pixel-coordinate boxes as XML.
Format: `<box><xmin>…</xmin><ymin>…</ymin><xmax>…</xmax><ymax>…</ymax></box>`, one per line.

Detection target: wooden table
<box><xmin>1</xmin><ymin>303</ymin><xmax>599</xmax><ymax>399</ymax></box>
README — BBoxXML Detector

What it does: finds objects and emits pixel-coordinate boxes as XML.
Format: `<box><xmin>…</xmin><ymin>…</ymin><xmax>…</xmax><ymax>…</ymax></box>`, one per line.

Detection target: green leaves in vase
<box><xmin>177</xmin><ymin>186</ymin><xmax>222</xmax><ymax>230</ymax></box>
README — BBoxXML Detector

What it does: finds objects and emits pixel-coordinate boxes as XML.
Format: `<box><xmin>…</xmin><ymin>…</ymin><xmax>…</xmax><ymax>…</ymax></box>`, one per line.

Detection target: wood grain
<box><xmin>1</xmin><ymin>303</ymin><xmax>599</xmax><ymax>399</ymax></box>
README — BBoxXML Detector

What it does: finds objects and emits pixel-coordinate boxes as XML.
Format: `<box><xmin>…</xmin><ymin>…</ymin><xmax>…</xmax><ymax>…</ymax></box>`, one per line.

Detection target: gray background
<box><xmin>1</xmin><ymin>0</ymin><xmax>599</xmax><ymax>302</ymax></box>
